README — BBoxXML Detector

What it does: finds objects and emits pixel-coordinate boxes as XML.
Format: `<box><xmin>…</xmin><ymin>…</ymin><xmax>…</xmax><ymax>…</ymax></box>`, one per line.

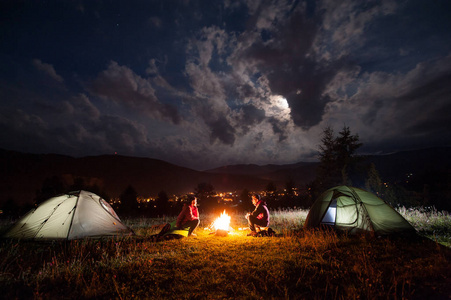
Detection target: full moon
<box><xmin>274</xmin><ymin>95</ymin><xmax>289</xmax><ymax>109</ymax></box>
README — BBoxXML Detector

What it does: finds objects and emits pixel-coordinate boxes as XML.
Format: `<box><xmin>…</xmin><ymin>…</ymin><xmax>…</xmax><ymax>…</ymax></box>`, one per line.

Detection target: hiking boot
<box><xmin>157</xmin><ymin>223</ymin><xmax>171</xmax><ymax>238</ymax></box>
<box><xmin>268</xmin><ymin>228</ymin><xmax>276</xmax><ymax>236</ymax></box>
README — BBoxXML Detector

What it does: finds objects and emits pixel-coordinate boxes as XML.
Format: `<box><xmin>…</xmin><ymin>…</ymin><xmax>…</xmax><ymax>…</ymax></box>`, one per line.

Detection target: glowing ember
<box><xmin>212</xmin><ymin>210</ymin><xmax>231</xmax><ymax>232</ymax></box>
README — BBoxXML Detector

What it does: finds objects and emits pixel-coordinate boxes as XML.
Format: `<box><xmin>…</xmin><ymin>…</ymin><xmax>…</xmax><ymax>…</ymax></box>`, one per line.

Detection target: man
<box><xmin>245</xmin><ymin>194</ymin><xmax>269</xmax><ymax>236</ymax></box>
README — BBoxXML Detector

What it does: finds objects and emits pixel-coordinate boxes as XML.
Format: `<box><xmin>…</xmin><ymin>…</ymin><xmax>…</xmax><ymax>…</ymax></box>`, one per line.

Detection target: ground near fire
<box><xmin>0</xmin><ymin>208</ymin><xmax>450</xmax><ymax>299</ymax></box>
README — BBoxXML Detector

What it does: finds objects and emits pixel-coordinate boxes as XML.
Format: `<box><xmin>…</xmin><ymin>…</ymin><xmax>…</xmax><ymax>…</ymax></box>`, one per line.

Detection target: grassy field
<box><xmin>0</xmin><ymin>208</ymin><xmax>450</xmax><ymax>299</ymax></box>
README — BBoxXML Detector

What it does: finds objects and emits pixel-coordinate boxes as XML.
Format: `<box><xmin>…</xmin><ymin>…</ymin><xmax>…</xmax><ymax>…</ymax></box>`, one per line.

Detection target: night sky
<box><xmin>1</xmin><ymin>0</ymin><xmax>450</xmax><ymax>170</ymax></box>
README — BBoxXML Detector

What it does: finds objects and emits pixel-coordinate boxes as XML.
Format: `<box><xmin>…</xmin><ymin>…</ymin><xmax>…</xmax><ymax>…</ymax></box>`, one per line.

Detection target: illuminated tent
<box><xmin>304</xmin><ymin>186</ymin><xmax>415</xmax><ymax>235</ymax></box>
<box><xmin>2</xmin><ymin>190</ymin><xmax>133</xmax><ymax>240</ymax></box>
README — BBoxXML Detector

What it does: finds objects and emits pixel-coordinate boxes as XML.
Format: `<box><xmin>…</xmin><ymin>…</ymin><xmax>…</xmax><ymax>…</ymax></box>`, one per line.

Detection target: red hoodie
<box><xmin>176</xmin><ymin>204</ymin><xmax>199</xmax><ymax>228</ymax></box>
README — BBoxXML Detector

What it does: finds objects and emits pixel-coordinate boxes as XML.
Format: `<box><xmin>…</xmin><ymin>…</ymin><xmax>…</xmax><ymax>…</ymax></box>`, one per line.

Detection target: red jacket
<box><xmin>251</xmin><ymin>200</ymin><xmax>269</xmax><ymax>226</ymax></box>
<box><xmin>176</xmin><ymin>204</ymin><xmax>199</xmax><ymax>228</ymax></box>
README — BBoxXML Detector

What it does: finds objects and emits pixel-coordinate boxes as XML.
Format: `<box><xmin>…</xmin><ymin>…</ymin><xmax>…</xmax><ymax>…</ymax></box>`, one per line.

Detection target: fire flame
<box><xmin>212</xmin><ymin>210</ymin><xmax>231</xmax><ymax>231</ymax></box>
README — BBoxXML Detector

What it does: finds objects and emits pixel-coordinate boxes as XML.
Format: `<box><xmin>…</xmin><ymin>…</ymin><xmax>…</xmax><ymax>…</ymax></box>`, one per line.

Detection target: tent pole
<box><xmin>66</xmin><ymin>191</ymin><xmax>81</xmax><ymax>240</ymax></box>
<box><xmin>349</xmin><ymin>188</ymin><xmax>375</xmax><ymax>232</ymax></box>
<box><xmin>32</xmin><ymin>197</ymin><xmax>66</xmax><ymax>239</ymax></box>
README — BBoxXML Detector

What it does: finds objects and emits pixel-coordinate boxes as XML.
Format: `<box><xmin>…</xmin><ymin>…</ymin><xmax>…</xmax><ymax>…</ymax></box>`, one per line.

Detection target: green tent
<box><xmin>304</xmin><ymin>186</ymin><xmax>415</xmax><ymax>235</ymax></box>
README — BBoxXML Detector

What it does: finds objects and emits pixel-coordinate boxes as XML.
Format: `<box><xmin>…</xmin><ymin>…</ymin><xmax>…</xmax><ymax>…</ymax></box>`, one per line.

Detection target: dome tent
<box><xmin>304</xmin><ymin>186</ymin><xmax>415</xmax><ymax>235</ymax></box>
<box><xmin>3</xmin><ymin>190</ymin><xmax>133</xmax><ymax>240</ymax></box>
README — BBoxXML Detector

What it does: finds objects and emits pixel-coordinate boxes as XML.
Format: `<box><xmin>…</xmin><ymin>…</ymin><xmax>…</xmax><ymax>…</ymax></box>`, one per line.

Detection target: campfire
<box><xmin>210</xmin><ymin>210</ymin><xmax>231</xmax><ymax>236</ymax></box>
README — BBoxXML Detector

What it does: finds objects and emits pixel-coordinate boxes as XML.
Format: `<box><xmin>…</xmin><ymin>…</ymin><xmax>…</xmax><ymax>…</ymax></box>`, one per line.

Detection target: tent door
<box><xmin>321</xmin><ymin>198</ymin><xmax>337</xmax><ymax>225</ymax></box>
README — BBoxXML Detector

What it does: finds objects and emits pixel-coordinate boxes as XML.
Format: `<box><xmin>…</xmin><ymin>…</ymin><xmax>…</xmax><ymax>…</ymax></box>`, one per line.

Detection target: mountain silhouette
<box><xmin>0</xmin><ymin>147</ymin><xmax>449</xmax><ymax>206</ymax></box>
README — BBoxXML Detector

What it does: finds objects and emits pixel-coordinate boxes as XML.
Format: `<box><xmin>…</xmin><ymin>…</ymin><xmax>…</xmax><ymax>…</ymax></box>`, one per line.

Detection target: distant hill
<box><xmin>0</xmin><ymin>150</ymin><xmax>274</xmax><ymax>205</ymax></box>
<box><xmin>366</xmin><ymin>147</ymin><xmax>451</xmax><ymax>182</ymax></box>
<box><xmin>209</xmin><ymin>147</ymin><xmax>451</xmax><ymax>185</ymax></box>
<box><xmin>206</xmin><ymin>162</ymin><xmax>318</xmax><ymax>185</ymax></box>
<box><xmin>0</xmin><ymin>147</ymin><xmax>449</xmax><ymax>205</ymax></box>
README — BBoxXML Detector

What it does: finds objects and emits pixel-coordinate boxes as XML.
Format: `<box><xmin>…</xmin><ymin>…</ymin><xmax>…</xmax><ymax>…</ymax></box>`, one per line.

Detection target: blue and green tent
<box><xmin>304</xmin><ymin>186</ymin><xmax>415</xmax><ymax>235</ymax></box>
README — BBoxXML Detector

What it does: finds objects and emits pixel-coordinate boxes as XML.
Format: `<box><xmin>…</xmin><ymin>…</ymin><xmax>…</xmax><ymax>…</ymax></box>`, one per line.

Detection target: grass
<box><xmin>397</xmin><ymin>206</ymin><xmax>451</xmax><ymax>247</ymax></box>
<box><xmin>0</xmin><ymin>208</ymin><xmax>450</xmax><ymax>299</ymax></box>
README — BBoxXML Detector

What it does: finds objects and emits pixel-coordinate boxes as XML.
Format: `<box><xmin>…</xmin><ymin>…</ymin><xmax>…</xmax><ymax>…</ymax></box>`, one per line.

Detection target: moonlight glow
<box><xmin>267</xmin><ymin>95</ymin><xmax>291</xmax><ymax>120</ymax></box>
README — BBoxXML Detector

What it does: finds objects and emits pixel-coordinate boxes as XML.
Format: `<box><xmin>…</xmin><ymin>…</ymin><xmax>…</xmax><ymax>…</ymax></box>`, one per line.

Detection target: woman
<box><xmin>176</xmin><ymin>195</ymin><xmax>200</xmax><ymax>236</ymax></box>
<box><xmin>156</xmin><ymin>195</ymin><xmax>200</xmax><ymax>239</ymax></box>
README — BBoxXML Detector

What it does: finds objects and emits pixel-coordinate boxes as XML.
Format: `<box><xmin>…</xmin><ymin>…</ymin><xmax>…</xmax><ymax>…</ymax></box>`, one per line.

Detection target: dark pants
<box><xmin>248</xmin><ymin>215</ymin><xmax>268</xmax><ymax>232</ymax></box>
<box><xmin>182</xmin><ymin>219</ymin><xmax>200</xmax><ymax>236</ymax></box>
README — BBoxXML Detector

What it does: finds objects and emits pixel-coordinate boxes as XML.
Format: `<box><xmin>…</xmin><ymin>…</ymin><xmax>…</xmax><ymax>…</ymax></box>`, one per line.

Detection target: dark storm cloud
<box><xmin>69</xmin><ymin>94</ymin><xmax>101</xmax><ymax>119</ymax></box>
<box><xmin>396</xmin><ymin>72</ymin><xmax>451</xmax><ymax>139</ymax></box>
<box><xmin>233</xmin><ymin>9</ymin><xmax>345</xmax><ymax>129</ymax></box>
<box><xmin>32</xmin><ymin>59</ymin><xmax>64</xmax><ymax>83</ymax></box>
<box><xmin>236</xmin><ymin>82</ymin><xmax>256</xmax><ymax>98</ymax></box>
<box><xmin>397</xmin><ymin>73</ymin><xmax>451</xmax><ymax>107</ymax></box>
<box><xmin>184</xmin><ymin>27</ymin><xmax>240</xmax><ymax>145</ymax></box>
<box><xmin>268</xmin><ymin>117</ymin><xmax>289</xmax><ymax>142</ymax></box>
<box><xmin>208</xmin><ymin>116</ymin><xmax>236</xmax><ymax>145</ymax></box>
<box><xmin>0</xmin><ymin>92</ymin><xmax>149</xmax><ymax>156</ymax></box>
<box><xmin>0</xmin><ymin>109</ymin><xmax>50</xmax><ymax>153</ymax></box>
<box><xmin>1</xmin><ymin>0</ymin><xmax>450</xmax><ymax>170</ymax></box>
<box><xmin>90</xmin><ymin>61</ymin><xmax>181</xmax><ymax>124</ymax></box>
<box><xmin>94</xmin><ymin>115</ymin><xmax>149</xmax><ymax>153</ymax></box>
<box><xmin>62</xmin><ymin>95</ymin><xmax>149</xmax><ymax>154</ymax></box>
<box><xmin>239</xmin><ymin>104</ymin><xmax>266</xmax><ymax>128</ymax></box>
<box><xmin>333</xmin><ymin>52</ymin><xmax>451</xmax><ymax>158</ymax></box>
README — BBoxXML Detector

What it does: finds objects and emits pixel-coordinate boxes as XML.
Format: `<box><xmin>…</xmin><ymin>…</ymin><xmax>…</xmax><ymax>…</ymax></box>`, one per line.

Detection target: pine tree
<box><xmin>365</xmin><ymin>163</ymin><xmax>383</xmax><ymax>196</ymax></box>
<box><xmin>119</xmin><ymin>185</ymin><xmax>138</xmax><ymax>217</ymax></box>
<box><xmin>314</xmin><ymin>125</ymin><xmax>363</xmax><ymax>192</ymax></box>
<box><xmin>195</xmin><ymin>182</ymin><xmax>215</xmax><ymax>212</ymax></box>
<box><xmin>156</xmin><ymin>190</ymin><xmax>170</xmax><ymax>215</ymax></box>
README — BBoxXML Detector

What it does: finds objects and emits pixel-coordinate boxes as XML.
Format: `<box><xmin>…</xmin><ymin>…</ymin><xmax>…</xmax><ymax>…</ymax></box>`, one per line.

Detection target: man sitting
<box><xmin>245</xmin><ymin>194</ymin><xmax>269</xmax><ymax>236</ymax></box>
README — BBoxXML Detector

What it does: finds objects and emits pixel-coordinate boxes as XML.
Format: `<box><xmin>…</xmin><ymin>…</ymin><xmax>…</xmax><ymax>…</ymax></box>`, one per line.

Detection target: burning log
<box><xmin>215</xmin><ymin>229</ymin><xmax>228</xmax><ymax>237</ymax></box>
